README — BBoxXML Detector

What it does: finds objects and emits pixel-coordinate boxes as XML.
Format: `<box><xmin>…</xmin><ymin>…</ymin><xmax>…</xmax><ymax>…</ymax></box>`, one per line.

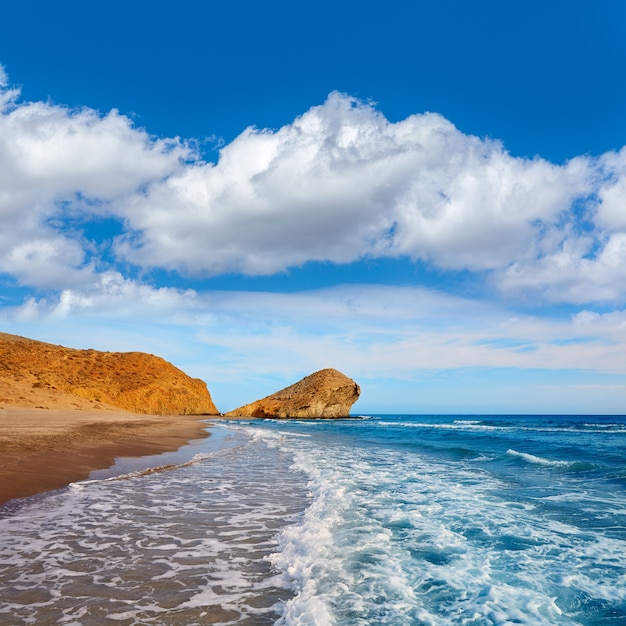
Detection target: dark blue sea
<box><xmin>1</xmin><ymin>414</ymin><xmax>625</xmax><ymax>625</ymax></box>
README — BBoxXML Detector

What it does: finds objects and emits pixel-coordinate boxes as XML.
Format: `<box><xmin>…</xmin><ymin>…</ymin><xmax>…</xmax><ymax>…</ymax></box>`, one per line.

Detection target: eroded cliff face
<box><xmin>225</xmin><ymin>368</ymin><xmax>360</xmax><ymax>418</ymax></box>
<box><xmin>0</xmin><ymin>332</ymin><xmax>219</xmax><ymax>415</ymax></box>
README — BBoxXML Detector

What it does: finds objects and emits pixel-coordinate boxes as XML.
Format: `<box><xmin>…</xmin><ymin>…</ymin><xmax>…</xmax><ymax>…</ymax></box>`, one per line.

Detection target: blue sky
<box><xmin>1</xmin><ymin>0</ymin><xmax>626</xmax><ymax>414</ymax></box>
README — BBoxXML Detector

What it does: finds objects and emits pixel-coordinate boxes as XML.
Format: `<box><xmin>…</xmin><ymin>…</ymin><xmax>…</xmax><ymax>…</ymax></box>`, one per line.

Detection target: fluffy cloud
<box><xmin>12</xmin><ymin>271</ymin><xmax>198</xmax><ymax>320</ymax></box>
<box><xmin>596</xmin><ymin>147</ymin><xmax>626</xmax><ymax>230</ymax></box>
<box><xmin>496</xmin><ymin>231</ymin><xmax>626</xmax><ymax>303</ymax></box>
<box><xmin>111</xmin><ymin>92</ymin><xmax>626</xmax><ymax>304</ymax></box>
<box><xmin>2</xmin><ymin>71</ymin><xmax>626</xmax><ymax>305</ymax></box>
<box><xmin>114</xmin><ymin>93</ymin><xmax>594</xmax><ymax>277</ymax></box>
<box><xmin>0</xmin><ymin>72</ymin><xmax>190</xmax><ymax>289</ymax></box>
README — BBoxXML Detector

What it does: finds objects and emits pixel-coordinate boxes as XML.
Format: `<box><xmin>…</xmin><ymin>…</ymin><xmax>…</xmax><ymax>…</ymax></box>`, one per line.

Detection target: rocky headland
<box><xmin>0</xmin><ymin>332</ymin><xmax>219</xmax><ymax>415</ymax></box>
<box><xmin>225</xmin><ymin>368</ymin><xmax>360</xmax><ymax>418</ymax></box>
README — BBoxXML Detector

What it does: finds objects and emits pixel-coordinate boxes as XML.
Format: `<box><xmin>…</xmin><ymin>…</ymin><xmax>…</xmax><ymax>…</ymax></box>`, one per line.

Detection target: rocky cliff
<box><xmin>0</xmin><ymin>332</ymin><xmax>219</xmax><ymax>415</ymax></box>
<box><xmin>225</xmin><ymin>368</ymin><xmax>360</xmax><ymax>418</ymax></box>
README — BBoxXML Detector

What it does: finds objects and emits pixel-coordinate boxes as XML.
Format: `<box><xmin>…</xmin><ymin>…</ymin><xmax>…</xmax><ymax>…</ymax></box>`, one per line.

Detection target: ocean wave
<box><xmin>376</xmin><ymin>420</ymin><xmax>626</xmax><ymax>435</ymax></box>
<box><xmin>580</xmin><ymin>423</ymin><xmax>626</xmax><ymax>433</ymax></box>
<box><xmin>377</xmin><ymin>421</ymin><xmax>510</xmax><ymax>432</ymax></box>
<box><xmin>506</xmin><ymin>449</ymin><xmax>594</xmax><ymax>471</ymax></box>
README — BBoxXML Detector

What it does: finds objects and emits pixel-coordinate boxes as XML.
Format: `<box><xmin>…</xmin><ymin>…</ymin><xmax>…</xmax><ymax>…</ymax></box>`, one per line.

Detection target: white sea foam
<box><xmin>237</xmin><ymin>421</ymin><xmax>626</xmax><ymax>624</ymax></box>
<box><xmin>0</xmin><ymin>435</ymin><xmax>307</xmax><ymax>625</ymax></box>
<box><xmin>232</xmin><ymin>425</ymin><xmax>619</xmax><ymax>625</ymax></box>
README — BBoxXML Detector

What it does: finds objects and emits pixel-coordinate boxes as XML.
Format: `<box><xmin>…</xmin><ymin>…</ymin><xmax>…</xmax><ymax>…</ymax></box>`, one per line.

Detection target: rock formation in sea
<box><xmin>0</xmin><ymin>332</ymin><xmax>219</xmax><ymax>415</ymax></box>
<box><xmin>225</xmin><ymin>368</ymin><xmax>360</xmax><ymax>418</ymax></box>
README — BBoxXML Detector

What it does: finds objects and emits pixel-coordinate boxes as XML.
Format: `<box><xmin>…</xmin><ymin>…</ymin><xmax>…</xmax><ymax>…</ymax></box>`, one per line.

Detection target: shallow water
<box><xmin>1</xmin><ymin>415</ymin><xmax>625</xmax><ymax>625</ymax></box>
<box><xmin>0</xmin><ymin>428</ymin><xmax>308</xmax><ymax>625</ymax></box>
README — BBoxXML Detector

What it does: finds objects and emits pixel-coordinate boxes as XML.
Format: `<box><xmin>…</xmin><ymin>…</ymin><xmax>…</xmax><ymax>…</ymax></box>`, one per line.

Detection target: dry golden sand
<box><xmin>0</xmin><ymin>404</ymin><xmax>211</xmax><ymax>505</ymax></box>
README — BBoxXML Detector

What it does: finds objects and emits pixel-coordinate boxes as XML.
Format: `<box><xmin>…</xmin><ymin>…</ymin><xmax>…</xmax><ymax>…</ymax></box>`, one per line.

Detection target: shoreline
<box><xmin>0</xmin><ymin>407</ymin><xmax>215</xmax><ymax>506</ymax></box>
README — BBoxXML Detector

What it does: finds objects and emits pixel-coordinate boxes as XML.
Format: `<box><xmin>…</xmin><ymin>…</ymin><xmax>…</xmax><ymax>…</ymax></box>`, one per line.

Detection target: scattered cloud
<box><xmin>6</xmin><ymin>284</ymin><xmax>625</xmax><ymax>379</ymax></box>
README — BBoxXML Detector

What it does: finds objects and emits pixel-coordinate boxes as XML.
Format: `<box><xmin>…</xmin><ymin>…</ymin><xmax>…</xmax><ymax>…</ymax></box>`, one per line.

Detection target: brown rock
<box><xmin>0</xmin><ymin>332</ymin><xmax>219</xmax><ymax>415</ymax></box>
<box><xmin>225</xmin><ymin>368</ymin><xmax>360</xmax><ymax>418</ymax></box>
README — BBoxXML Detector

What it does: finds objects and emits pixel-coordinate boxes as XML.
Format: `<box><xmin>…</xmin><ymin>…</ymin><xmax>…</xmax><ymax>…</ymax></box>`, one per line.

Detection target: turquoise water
<box><xmin>1</xmin><ymin>414</ymin><xmax>625</xmax><ymax>624</ymax></box>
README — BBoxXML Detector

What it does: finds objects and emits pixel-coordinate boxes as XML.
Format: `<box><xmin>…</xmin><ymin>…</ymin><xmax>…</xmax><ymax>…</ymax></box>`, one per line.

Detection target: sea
<box><xmin>1</xmin><ymin>414</ymin><xmax>625</xmax><ymax>625</ymax></box>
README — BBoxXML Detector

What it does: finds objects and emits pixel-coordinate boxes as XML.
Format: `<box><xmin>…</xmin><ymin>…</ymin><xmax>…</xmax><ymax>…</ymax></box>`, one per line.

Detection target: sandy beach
<box><xmin>0</xmin><ymin>406</ymin><xmax>211</xmax><ymax>505</ymax></box>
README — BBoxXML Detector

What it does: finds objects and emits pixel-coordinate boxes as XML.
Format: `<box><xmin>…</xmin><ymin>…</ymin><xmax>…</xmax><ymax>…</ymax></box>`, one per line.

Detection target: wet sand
<box><xmin>0</xmin><ymin>407</ymin><xmax>212</xmax><ymax>505</ymax></box>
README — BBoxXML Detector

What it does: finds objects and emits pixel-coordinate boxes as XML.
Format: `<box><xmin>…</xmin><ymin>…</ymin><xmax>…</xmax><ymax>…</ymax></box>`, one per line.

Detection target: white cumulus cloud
<box><xmin>2</xmin><ymin>76</ymin><xmax>626</xmax><ymax>305</ymax></box>
<box><xmin>114</xmin><ymin>92</ymin><xmax>595</xmax><ymax>279</ymax></box>
<box><xmin>0</xmin><ymin>77</ymin><xmax>190</xmax><ymax>289</ymax></box>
